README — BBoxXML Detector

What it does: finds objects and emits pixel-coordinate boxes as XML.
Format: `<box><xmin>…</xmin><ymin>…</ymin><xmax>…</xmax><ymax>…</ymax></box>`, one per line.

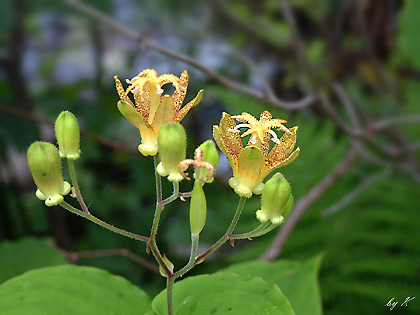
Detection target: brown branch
<box><xmin>62</xmin><ymin>0</ymin><xmax>315</xmax><ymax>110</ymax></box>
<box><xmin>0</xmin><ymin>103</ymin><xmax>139</xmax><ymax>155</ymax></box>
<box><xmin>46</xmin><ymin>240</ymin><xmax>160</xmax><ymax>274</ymax></box>
<box><xmin>260</xmin><ymin>145</ymin><xmax>360</xmax><ymax>261</ymax></box>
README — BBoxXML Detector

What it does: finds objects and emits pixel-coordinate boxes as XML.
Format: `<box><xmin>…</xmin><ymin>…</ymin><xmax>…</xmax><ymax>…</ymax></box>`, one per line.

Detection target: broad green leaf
<box><xmin>220</xmin><ymin>255</ymin><xmax>323</xmax><ymax>315</ymax></box>
<box><xmin>0</xmin><ymin>265</ymin><xmax>152</xmax><ymax>315</ymax></box>
<box><xmin>152</xmin><ymin>273</ymin><xmax>294</xmax><ymax>315</ymax></box>
<box><xmin>0</xmin><ymin>237</ymin><xmax>68</xmax><ymax>284</ymax></box>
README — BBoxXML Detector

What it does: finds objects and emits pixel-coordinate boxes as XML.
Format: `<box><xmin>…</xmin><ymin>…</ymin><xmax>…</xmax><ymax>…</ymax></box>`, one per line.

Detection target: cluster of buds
<box><xmin>27</xmin><ymin>111</ymin><xmax>81</xmax><ymax>206</ymax></box>
<box><xmin>28</xmin><ymin>69</ymin><xmax>300</xmax><ymax>234</ymax></box>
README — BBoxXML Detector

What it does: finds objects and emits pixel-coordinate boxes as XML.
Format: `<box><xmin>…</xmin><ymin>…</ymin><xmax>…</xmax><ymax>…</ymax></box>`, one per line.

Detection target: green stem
<box><xmin>166</xmin><ymin>233</ymin><xmax>199</xmax><ymax>315</ymax></box>
<box><xmin>59</xmin><ymin>201</ymin><xmax>149</xmax><ymax>242</ymax></box>
<box><xmin>174</xmin><ymin>233</ymin><xmax>199</xmax><ymax>278</ymax></box>
<box><xmin>159</xmin><ymin>182</ymin><xmax>180</xmax><ymax>206</ymax></box>
<box><xmin>195</xmin><ymin>197</ymin><xmax>246</xmax><ymax>264</ymax></box>
<box><xmin>229</xmin><ymin>222</ymin><xmax>271</xmax><ymax>240</ymax></box>
<box><xmin>149</xmin><ymin>155</ymin><xmax>172</xmax><ymax>277</ymax></box>
<box><xmin>67</xmin><ymin>159</ymin><xmax>90</xmax><ymax>214</ymax></box>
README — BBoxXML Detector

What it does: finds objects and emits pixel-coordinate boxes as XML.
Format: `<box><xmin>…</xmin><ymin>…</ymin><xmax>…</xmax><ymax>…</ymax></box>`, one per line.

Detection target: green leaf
<box><xmin>0</xmin><ymin>265</ymin><xmax>152</xmax><ymax>315</ymax></box>
<box><xmin>0</xmin><ymin>237</ymin><xmax>68</xmax><ymax>284</ymax></box>
<box><xmin>220</xmin><ymin>255</ymin><xmax>323</xmax><ymax>315</ymax></box>
<box><xmin>152</xmin><ymin>273</ymin><xmax>295</xmax><ymax>315</ymax></box>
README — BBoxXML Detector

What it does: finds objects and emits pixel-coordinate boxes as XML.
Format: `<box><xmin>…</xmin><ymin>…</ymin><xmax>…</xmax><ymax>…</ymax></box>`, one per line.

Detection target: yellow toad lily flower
<box><xmin>114</xmin><ymin>69</ymin><xmax>203</xmax><ymax>156</ymax></box>
<box><xmin>213</xmin><ymin>112</ymin><xmax>300</xmax><ymax>198</ymax></box>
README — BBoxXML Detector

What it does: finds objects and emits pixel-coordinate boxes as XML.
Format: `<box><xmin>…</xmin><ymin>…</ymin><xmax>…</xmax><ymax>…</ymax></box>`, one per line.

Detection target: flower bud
<box><xmin>194</xmin><ymin>140</ymin><xmax>219</xmax><ymax>183</ymax></box>
<box><xmin>256</xmin><ymin>173</ymin><xmax>293</xmax><ymax>225</ymax></box>
<box><xmin>27</xmin><ymin>141</ymin><xmax>71</xmax><ymax>207</ymax></box>
<box><xmin>159</xmin><ymin>254</ymin><xmax>174</xmax><ymax>277</ymax></box>
<box><xmin>156</xmin><ymin>123</ymin><xmax>186</xmax><ymax>182</ymax></box>
<box><xmin>229</xmin><ymin>146</ymin><xmax>265</xmax><ymax>198</ymax></box>
<box><xmin>190</xmin><ymin>181</ymin><xmax>207</xmax><ymax>235</ymax></box>
<box><xmin>55</xmin><ymin>111</ymin><xmax>81</xmax><ymax>160</ymax></box>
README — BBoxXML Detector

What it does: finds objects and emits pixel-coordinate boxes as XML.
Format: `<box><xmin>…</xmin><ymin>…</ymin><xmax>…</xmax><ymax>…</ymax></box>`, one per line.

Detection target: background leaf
<box><xmin>0</xmin><ymin>265</ymin><xmax>152</xmax><ymax>315</ymax></box>
<box><xmin>220</xmin><ymin>255</ymin><xmax>323</xmax><ymax>315</ymax></box>
<box><xmin>0</xmin><ymin>237</ymin><xmax>68</xmax><ymax>284</ymax></box>
<box><xmin>152</xmin><ymin>273</ymin><xmax>295</xmax><ymax>315</ymax></box>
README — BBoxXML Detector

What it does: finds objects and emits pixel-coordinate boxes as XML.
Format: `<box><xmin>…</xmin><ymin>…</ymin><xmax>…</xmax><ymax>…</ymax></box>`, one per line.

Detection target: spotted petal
<box><xmin>175</xmin><ymin>89</ymin><xmax>204</xmax><ymax>122</ymax></box>
<box><xmin>173</xmin><ymin>70</ymin><xmax>189</xmax><ymax>112</ymax></box>
<box><xmin>215</xmin><ymin>113</ymin><xmax>243</xmax><ymax>165</ymax></box>
<box><xmin>264</xmin><ymin>126</ymin><xmax>298</xmax><ymax>172</ymax></box>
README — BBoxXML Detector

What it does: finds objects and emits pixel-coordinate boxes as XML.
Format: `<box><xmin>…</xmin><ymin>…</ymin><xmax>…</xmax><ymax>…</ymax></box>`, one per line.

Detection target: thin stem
<box><xmin>195</xmin><ymin>197</ymin><xmax>246</xmax><ymax>264</ymax></box>
<box><xmin>229</xmin><ymin>222</ymin><xmax>270</xmax><ymax>240</ymax></box>
<box><xmin>67</xmin><ymin>159</ymin><xmax>90</xmax><ymax>214</ymax></box>
<box><xmin>249</xmin><ymin>223</ymin><xmax>278</xmax><ymax>238</ymax></box>
<box><xmin>59</xmin><ymin>201</ymin><xmax>149</xmax><ymax>242</ymax></box>
<box><xmin>159</xmin><ymin>182</ymin><xmax>180</xmax><ymax>206</ymax></box>
<box><xmin>149</xmin><ymin>155</ymin><xmax>172</xmax><ymax>277</ymax></box>
<box><xmin>174</xmin><ymin>233</ymin><xmax>199</xmax><ymax>278</ymax></box>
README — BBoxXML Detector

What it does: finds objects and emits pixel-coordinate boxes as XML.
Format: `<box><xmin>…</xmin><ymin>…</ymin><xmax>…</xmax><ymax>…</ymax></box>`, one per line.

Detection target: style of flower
<box><xmin>213</xmin><ymin>111</ymin><xmax>300</xmax><ymax>198</ymax></box>
<box><xmin>115</xmin><ymin>69</ymin><xmax>203</xmax><ymax>156</ymax></box>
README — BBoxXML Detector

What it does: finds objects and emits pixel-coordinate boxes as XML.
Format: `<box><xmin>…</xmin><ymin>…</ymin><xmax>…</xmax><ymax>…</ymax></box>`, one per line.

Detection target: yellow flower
<box><xmin>213</xmin><ymin>111</ymin><xmax>300</xmax><ymax>198</ymax></box>
<box><xmin>115</xmin><ymin>69</ymin><xmax>203</xmax><ymax>156</ymax></box>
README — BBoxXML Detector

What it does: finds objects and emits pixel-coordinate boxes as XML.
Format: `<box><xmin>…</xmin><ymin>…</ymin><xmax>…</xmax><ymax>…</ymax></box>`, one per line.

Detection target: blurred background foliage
<box><xmin>0</xmin><ymin>0</ymin><xmax>419</xmax><ymax>314</ymax></box>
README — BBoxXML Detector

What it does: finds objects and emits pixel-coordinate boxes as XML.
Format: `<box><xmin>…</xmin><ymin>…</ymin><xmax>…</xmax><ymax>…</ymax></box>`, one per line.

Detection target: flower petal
<box><xmin>265</xmin><ymin>126</ymin><xmax>298</xmax><ymax>171</ymax></box>
<box><xmin>152</xmin><ymin>95</ymin><xmax>175</xmax><ymax>129</ymax></box>
<box><xmin>114</xmin><ymin>76</ymin><xmax>134</xmax><ymax>107</ymax></box>
<box><xmin>173</xmin><ymin>70</ymin><xmax>188</xmax><ymax>112</ymax></box>
<box><xmin>217</xmin><ymin>113</ymin><xmax>243</xmax><ymax>164</ymax></box>
<box><xmin>175</xmin><ymin>89</ymin><xmax>204</xmax><ymax>122</ymax></box>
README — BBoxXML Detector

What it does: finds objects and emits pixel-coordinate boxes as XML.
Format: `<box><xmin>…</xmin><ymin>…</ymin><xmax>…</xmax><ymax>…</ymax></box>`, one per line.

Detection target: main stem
<box><xmin>67</xmin><ymin>159</ymin><xmax>90</xmax><ymax>214</ymax></box>
<box><xmin>195</xmin><ymin>196</ymin><xmax>246</xmax><ymax>264</ymax></box>
<box><xmin>166</xmin><ymin>233</ymin><xmax>199</xmax><ymax>315</ymax></box>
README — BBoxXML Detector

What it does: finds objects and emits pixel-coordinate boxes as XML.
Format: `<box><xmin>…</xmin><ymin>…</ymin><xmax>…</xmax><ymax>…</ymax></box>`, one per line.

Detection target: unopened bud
<box><xmin>190</xmin><ymin>181</ymin><xmax>207</xmax><ymax>235</ymax></box>
<box><xmin>194</xmin><ymin>140</ymin><xmax>219</xmax><ymax>183</ymax></box>
<box><xmin>55</xmin><ymin>111</ymin><xmax>81</xmax><ymax>160</ymax></box>
<box><xmin>27</xmin><ymin>141</ymin><xmax>71</xmax><ymax>207</ymax></box>
<box><xmin>157</xmin><ymin>123</ymin><xmax>186</xmax><ymax>182</ymax></box>
<box><xmin>256</xmin><ymin>173</ymin><xmax>293</xmax><ymax>225</ymax></box>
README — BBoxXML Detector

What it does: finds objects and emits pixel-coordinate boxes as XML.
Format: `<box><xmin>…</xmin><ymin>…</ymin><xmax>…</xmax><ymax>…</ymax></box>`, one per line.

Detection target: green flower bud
<box><xmin>159</xmin><ymin>254</ymin><xmax>174</xmax><ymax>277</ymax></box>
<box><xmin>55</xmin><ymin>111</ymin><xmax>81</xmax><ymax>160</ymax></box>
<box><xmin>27</xmin><ymin>141</ymin><xmax>71</xmax><ymax>207</ymax></box>
<box><xmin>194</xmin><ymin>140</ymin><xmax>219</xmax><ymax>183</ymax></box>
<box><xmin>156</xmin><ymin>123</ymin><xmax>186</xmax><ymax>182</ymax></box>
<box><xmin>190</xmin><ymin>181</ymin><xmax>207</xmax><ymax>235</ymax></box>
<box><xmin>256</xmin><ymin>173</ymin><xmax>293</xmax><ymax>225</ymax></box>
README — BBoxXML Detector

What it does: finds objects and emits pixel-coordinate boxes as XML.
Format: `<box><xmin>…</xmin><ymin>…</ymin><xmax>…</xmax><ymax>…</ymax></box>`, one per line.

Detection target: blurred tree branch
<box><xmin>46</xmin><ymin>240</ymin><xmax>159</xmax><ymax>274</ymax></box>
<box><xmin>62</xmin><ymin>0</ymin><xmax>315</xmax><ymax>110</ymax></box>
